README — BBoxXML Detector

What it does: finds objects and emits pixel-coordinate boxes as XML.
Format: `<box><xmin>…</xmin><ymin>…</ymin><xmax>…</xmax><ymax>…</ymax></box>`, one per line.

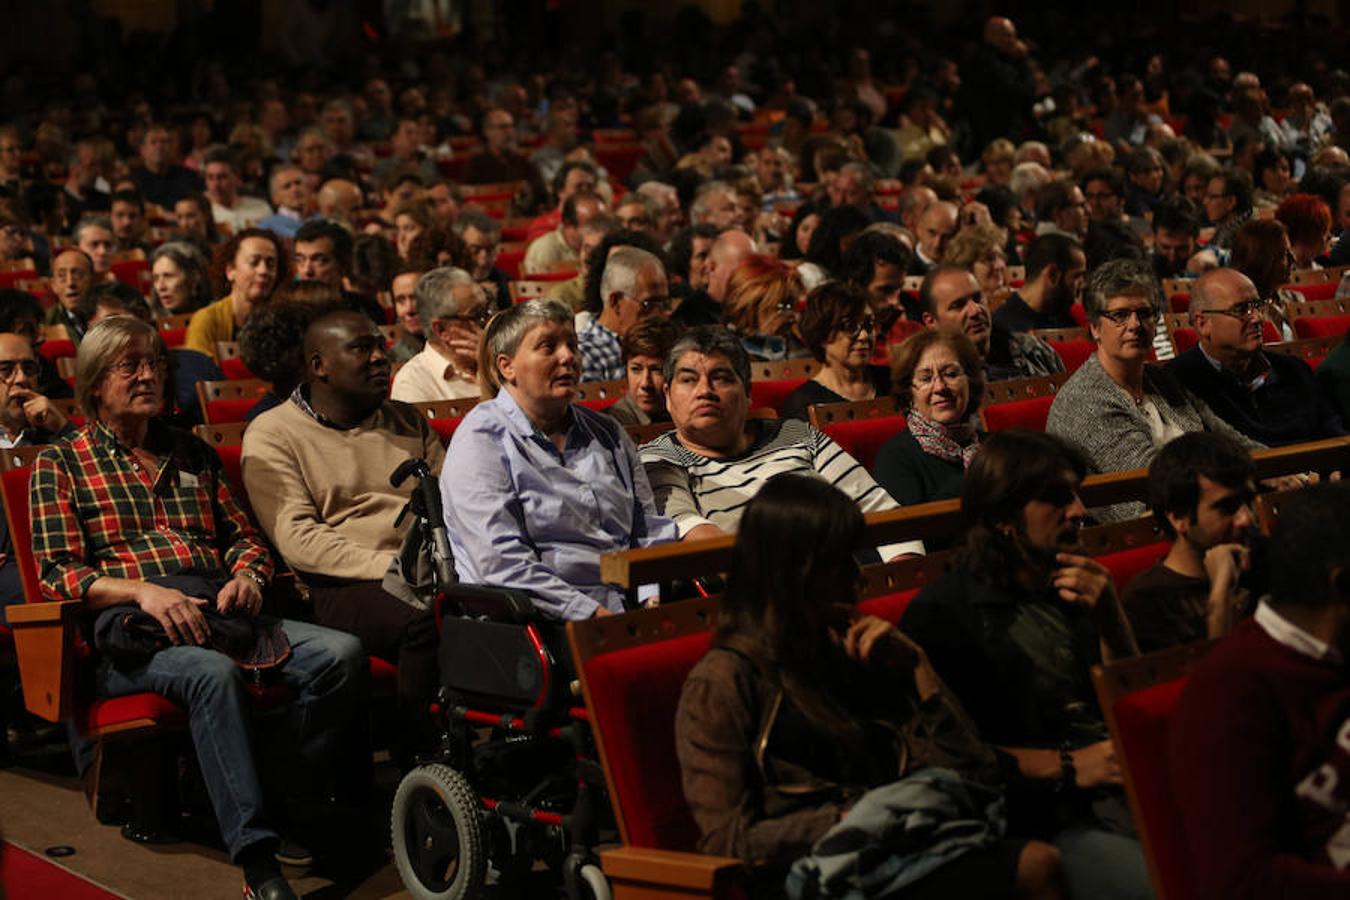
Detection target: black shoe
<box><xmin>274</xmin><ymin>836</ymin><xmax>314</xmax><ymax>868</ymax></box>
<box><xmin>242</xmin><ymin>875</ymin><xmax>298</xmax><ymax>900</ymax></box>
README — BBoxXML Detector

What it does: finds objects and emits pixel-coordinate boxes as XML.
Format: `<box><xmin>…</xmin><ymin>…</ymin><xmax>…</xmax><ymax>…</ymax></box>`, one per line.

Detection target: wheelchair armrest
<box><xmin>7</xmin><ymin>600</ymin><xmax>81</xmax><ymax>723</ymax></box>
<box><xmin>442</xmin><ymin>584</ymin><xmax>536</xmax><ymax>624</ymax></box>
<box><xmin>600</xmin><ymin>846</ymin><xmax>746</xmax><ymax>899</ymax></box>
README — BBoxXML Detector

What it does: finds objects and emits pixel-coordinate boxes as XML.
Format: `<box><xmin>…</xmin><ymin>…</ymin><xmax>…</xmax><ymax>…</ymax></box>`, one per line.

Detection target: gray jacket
<box><xmin>1047</xmin><ymin>354</ymin><xmax>1264</xmax><ymax>519</ymax></box>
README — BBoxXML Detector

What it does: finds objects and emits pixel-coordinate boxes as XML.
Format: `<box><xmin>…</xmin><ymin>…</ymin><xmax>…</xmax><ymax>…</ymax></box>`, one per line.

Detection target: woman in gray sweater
<box><xmin>1047</xmin><ymin>259</ymin><xmax>1262</xmax><ymax>518</ymax></box>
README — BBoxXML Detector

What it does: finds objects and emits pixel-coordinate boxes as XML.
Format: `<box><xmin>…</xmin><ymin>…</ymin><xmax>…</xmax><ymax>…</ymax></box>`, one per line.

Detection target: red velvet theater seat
<box><xmin>980</xmin><ymin>395</ymin><xmax>1055</xmax><ymax>433</ymax></box>
<box><xmin>821</xmin><ymin>413</ymin><xmax>907</xmax><ymax>472</ymax></box>
<box><xmin>1047</xmin><ymin>338</ymin><xmax>1096</xmax><ymax>374</ymax></box>
<box><xmin>1294</xmin><ymin>314</ymin><xmax>1350</xmax><ymax>340</ymax></box>
<box><xmin>1099</xmin><ymin>543</ymin><xmax>1170</xmax><ymax>595</ymax></box>
<box><xmin>748</xmin><ymin>379</ymin><xmax>804</xmax><ymax>414</ymax></box>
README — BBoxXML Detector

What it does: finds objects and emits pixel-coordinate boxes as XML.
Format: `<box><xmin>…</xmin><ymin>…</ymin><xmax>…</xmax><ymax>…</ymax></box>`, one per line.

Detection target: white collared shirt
<box><xmin>390</xmin><ymin>343</ymin><xmax>480</xmax><ymax>403</ymax></box>
<box><xmin>1254</xmin><ymin>599</ymin><xmax>1341</xmax><ymax>664</ymax></box>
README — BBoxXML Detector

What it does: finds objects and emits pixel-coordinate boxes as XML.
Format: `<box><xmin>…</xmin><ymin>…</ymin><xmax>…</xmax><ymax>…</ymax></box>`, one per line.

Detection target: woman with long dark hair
<box><xmin>676</xmin><ymin>473</ymin><xmax>1064</xmax><ymax>898</ymax></box>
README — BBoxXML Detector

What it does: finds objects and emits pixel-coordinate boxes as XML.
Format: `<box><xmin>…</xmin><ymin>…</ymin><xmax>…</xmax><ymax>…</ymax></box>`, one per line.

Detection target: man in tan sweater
<box><xmin>242</xmin><ymin>305</ymin><xmax>445</xmax><ymax>762</ymax></box>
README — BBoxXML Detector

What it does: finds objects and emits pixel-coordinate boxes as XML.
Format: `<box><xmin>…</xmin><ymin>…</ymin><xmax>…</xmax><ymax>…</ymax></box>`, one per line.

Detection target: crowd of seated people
<box><xmin>2</xmin><ymin>6</ymin><xmax>1350</xmax><ymax>897</ymax></box>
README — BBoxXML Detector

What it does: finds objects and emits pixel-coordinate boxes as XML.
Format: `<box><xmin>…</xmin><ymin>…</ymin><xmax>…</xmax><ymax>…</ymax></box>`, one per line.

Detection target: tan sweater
<box><xmin>242</xmin><ymin>397</ymin><xmax>446</xmax><ymax>583</ymax></box>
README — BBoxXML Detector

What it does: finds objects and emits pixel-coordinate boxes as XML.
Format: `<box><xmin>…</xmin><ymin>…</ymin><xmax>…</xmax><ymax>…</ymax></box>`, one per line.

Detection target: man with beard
<box><xmin>1122</xmin><ymin>432</ymin><xmax>1261</xmax><ymax>654</ymax></box>
<box><xmin>1150</xmin><ymin>198</ymin><xmax>1203</xmax><ymax>280</ymax></box>
<box><xmin>242</xmin><ymin>303</ymin><xmax>444</xmax><ymax>765</ymax></box>
<box><xmin>1172</xmin><ymin>482</ymin><xmax>1350</xmax><ymax>897</ymax></box>
<box><xmin>992</xmin><ymin>234</ymin><xmax>1085</xmax><ymax>332</ymax></box>
<box><xmin>919</xmin><ymin>265</ymin><xmax>1063</xmax><ymax>383</ymax></box>
<box><xmin>1168</xmin><ymin>268</ymin><xmax>1345</xmax><ymax>445</ymax></box>
<box><xmin>901</xmin><ymin>430</ymin><xmax>1148</xmax><ymax>900</ymax></box>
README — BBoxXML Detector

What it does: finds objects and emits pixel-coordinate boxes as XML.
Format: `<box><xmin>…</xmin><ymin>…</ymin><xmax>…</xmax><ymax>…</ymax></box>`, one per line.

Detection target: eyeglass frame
<box><xmin>1097</xmin><ymin>306</ymin><xmax>1158</xmax><ymax>327</ymax></box>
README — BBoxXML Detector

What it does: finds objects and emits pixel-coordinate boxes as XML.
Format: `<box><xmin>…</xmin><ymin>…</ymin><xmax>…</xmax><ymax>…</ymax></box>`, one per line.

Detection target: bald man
<box><xmin>316</xmin><ymin>178</ymin><xmax>362</xmax><ymax>224</ymax></box>
<box><xmin>1168</xmin><ymin>268</ymin><xmax>1345</xmax><ymax>446</ymax></box>
<box><xmin>704</xmin><ymin>229</ymin><xmax>757</xmax><ymax>304</ymax></box>
<box><xmin>909</xmin><ymin>201</ymin><xmax>959</xmax><ymax>275</ymax></box>
<box><xmin>522</xmin><ymin>193</ymin><xmax>606</xmax><ymax>276</ymax></box>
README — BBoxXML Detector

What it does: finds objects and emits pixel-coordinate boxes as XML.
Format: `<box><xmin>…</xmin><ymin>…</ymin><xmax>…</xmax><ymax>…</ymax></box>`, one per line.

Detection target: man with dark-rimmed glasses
<box><xmin>1168</xmin><ymin>267</ymin><xmax>1345</xmax><ymax>445</ymax></box>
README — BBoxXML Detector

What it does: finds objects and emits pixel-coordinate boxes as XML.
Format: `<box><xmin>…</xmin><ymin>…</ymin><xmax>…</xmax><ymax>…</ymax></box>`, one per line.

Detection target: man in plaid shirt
<box><xmin>578</xmin><ymin>246</ymin><xmax>672</xmax><ymax>382</ymax></box>
<box><xmin>29</xmin><ymin>317</ymin><xmax>366</xmax><ymax>900</ymax></box>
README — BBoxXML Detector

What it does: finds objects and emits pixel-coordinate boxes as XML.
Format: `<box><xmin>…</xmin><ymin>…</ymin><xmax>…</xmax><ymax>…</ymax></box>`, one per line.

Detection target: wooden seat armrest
<box><xmin>601</xmin><ymin>846</ymin><xmax>746</xmax><ymax>899</ymax></box>
<box><xmin>8</xmin><ymin>600</ymin><xmax>81</xmax><ymax>723</ymax></box>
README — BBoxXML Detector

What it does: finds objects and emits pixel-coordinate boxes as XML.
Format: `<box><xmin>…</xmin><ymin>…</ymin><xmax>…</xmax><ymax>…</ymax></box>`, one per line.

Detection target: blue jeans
<box><xmin>1053</xmin><ymin>825</ymin><xmax>1154</xmax><ymax>900</ymax></box>
<box><xmin>95</xmin><ymin>618</ymin><xmax>366</xmax><ymax>860</ymax></box>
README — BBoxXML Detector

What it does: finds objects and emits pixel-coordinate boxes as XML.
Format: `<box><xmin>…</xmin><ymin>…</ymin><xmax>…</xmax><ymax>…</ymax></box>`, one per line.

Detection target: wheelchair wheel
<box><xmin>578</xmin><ymin>862</ymin><xmax>611</xmax><ymax>900</ymax></box>
<box><xmin>392</xmin><ymin>763</ymin><xmax>486</xmax><ymax>900</ymax></box>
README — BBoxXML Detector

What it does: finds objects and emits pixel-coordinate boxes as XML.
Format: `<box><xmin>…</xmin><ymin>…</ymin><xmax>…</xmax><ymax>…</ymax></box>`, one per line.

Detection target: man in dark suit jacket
<box><xmin>1168</xmin><ymin>268</ymin><xmax>1346</xmax><ymax>446</ymax></box>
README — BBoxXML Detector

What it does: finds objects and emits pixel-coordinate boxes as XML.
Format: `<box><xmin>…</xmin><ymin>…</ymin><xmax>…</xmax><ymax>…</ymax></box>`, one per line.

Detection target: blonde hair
<box><xmin>75</xmin><ymin>316</ymin><xmax>170</xmax><ymax>419</ymax></box>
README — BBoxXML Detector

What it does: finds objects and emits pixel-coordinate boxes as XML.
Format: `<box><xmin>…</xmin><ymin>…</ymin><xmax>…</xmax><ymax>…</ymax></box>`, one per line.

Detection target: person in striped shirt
<box><xmin>639</xmin><ymin>325</ymin><xmax>923</xmax><ymax>558</ymax></box>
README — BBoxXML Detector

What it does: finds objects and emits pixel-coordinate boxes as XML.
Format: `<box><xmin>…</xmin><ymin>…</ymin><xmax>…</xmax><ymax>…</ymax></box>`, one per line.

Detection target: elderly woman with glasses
<box><xmin>442</xmin><ymin>298</ymin><xmax>678</xmax><ymax>620</ymax></box>
<box><xmin>874</xmin><ymin>330</ymin><xmax>986</xmax><ymax>506</ymax></box>
<box><xmin>1047</xmin><ymin>259</ymin><xmax>1261</xmax><ymax>518</ymax></box>
<box><xmin>721</xmin><ymin>254</ymin><xmax>811</xmax><ymax>361</ymax></box>
<box><xmin>779</xmin><ymin>282</ymin><xmax>890</xmax><ymax>421</ymax></box>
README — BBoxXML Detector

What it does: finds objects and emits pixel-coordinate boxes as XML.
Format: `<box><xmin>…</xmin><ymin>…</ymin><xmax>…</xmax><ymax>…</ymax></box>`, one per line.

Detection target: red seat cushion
<box><xmin>428</xmin><ymin>416</ymin><xmax>463</xmax><ymax>443</ymax></box>
<box><xmin>1260</xmin><ymin>320</ymin><xmax>1281</xmax><ymax>343</ymax></box>
<box><xmin>749</xmin><ymin>379</ymin><xmax>804</xmax><ymax>414</ymax></box>
<box><xmin>1114</xmin><ymin>677</ymin><xmax>1192</xmax><ymax>899</ymax></box>
<box><xmin>583</xmin><ymin>631</ymin><xmax>712</xmax><ymax>850</ymax></box>
<box><xmin>204</xmin><ymin>398</ymin><xmax>257</xmax><ymax>425</ymax></box>
<box><xmin>220</xmin><ymin>357</ymin><xmax>256</xmax><ymax>380</ymax></box>
<box><xmin>857</xmin><ymin>588</ymin><xmax>921</xmax><ymax>625</ymax></box>
<box><xmin>981</xmin><ymin>395</ymin><xmax>1055</xmax><ymax>433</ymax></box>
<box><xmin>497</xmin><ymin>249</ymin><xmax>525</xmax><ymax>279</ymax></box>
<box><xmin>1098</xmin><ymin>542</ymin><xmax>1169</xmax><ymax>594</ymax></box>
<box><xmin>1</xmin><ymin>467</ymin><xmax>40</xmax><ymax>604</ymax></box>
<box><xmin>1168</xmin><ymin>293</ymin><xmax>1191</xmax><ymax>314</ymax></box>
<box><xmin>1171</xmin><ymin>327</ymin><xmax>1199</xmax><ymax>354</ymax></box>
<box><xmin>1294</xmin><ymin>314</ymin><xmax>1350</xmax><ymax>340</ymax></box>
<box><xmin>1048</xmin><ymin>338</ymin><xmax>1096</xmax><ymax>373</ymax></box>
<box><xmin>38</xmin><ymin>339</ymin><xmax>76</xmax><ymax>362</ymax></box>
<box><xmin>1285</xmin><ymin>281</ymin><xmax>1338</xmax><ymax>301</ymax></box>
<box><xmin>368</xmin><ymin>655</ymin><xmax>398</xmax><ymax>688</ymax></box>
<box><xmin>821</xmin><ymin>414</ymin><xmax>908</xmax><ymax>472</ymax></box>
<box><xmin>160</xmin><ymin>327</ymin><xmax>187</xmax><ymax>348</ymax></box>
<box><xmin>80</xmin><ymin>692</ymin><xmax>188</xmax><ymax>734</ymax></box>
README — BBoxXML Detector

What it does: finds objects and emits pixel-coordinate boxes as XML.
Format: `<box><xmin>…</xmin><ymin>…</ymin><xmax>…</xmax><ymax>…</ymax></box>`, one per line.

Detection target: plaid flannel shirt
<box><xmin>30</xmin><ymin>420</ymin><xmax>273</xmax><ymax>603</ymax></box>
<box><xmin>578</xmin><ymin>320</ymin><xmax>625</xmax><ymax>383</ymax></box>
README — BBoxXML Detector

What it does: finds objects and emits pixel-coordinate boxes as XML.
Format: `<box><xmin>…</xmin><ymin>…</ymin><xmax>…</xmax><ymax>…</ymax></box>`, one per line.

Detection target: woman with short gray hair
<box><xmin>1047</xmin><ymin>259</ymin><xmax>1261</xmax><ymax>518</ymax></box>
<box><xmin>443</xmin><ymin>297</ymin><xmax>678</xmax><ymax>620</ymax></box>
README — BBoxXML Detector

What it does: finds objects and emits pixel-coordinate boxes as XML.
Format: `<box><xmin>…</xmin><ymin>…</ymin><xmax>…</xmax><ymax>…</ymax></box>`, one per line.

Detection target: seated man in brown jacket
<box><xmin>243</xmin><ymin>301</ymin><xmax>445</xmax><ymax>760</ymax></box>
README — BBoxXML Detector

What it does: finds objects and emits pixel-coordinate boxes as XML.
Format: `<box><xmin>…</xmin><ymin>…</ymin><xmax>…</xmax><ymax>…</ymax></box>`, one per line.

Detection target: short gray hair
<box><xmin>663</xmin><ymin>325</ymin><xmax>751</xmax><ymax>394</ymax></box>
<box><xmin>1083</xmin><ymin>257</ymin><xmax>1161</xmax><ymax>323</ymax></box>
<box><xmin>478</xmin><ymin>298</ymin><xmax>574</xmax><ymax>396</ymax></box>
<box><xmin>636</xmin><ymin>181</ymin><xmax>677</xmax><ymax>207</ymax></box>
<box><xmin>690</xmin><ymin>181</ymin><xmax>733</xmax><ymax>224</ymax></box>
<box><xmin>414</xmin><ymin>266</ymin><xmax>481</xmax><ymax>333</ymax></box>
<box><xmin>599</xmin><ymin>247</ymin><xmax>663</xmax><ymax>307</ymax></box>
<box><xmin>75</xmin><ymin>216</ymin><xmax>112</xmax><ymax>244</ymax></box>
<box><xmin>1009</xmin><ymin>162</ymin><xmax>1051</xmax><ymax>205</ymax></box>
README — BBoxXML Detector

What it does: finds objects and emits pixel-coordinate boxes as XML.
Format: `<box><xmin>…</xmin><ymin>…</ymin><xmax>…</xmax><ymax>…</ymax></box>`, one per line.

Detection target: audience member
<box><xmin>943</xmin><ymin>223</ymin><xmax>1012</xmax><ymax>308</ymax></box>
<box><xmin>874</xmin><ymin>330</ymin><xmax>985</xmax><ymax>505</ymax></box>
<box><xmin>1229</xmin><ymin>218</ymin><xmax>1300</xmax><ymax>340</ymax></box>
<box><xmin>257</xmin><ymin>165</ymin><xmax>312</xmax><ymax>238</ymax></box>
<box><xmin>901</xmin><ymin>430</ymin><xmax>1148</xmax><ymax>900</ymax></box>
<box><xmin>204</xmin><ymin>146</ymin><xmax>272</xmax><ymax>233</ymax></box>
<box><xmin>780</xmin><ymin>282</ymin><xmax>888</xmax><ymax>420</ymax></box>
<box><xmin>74</xmin><ymin>216</ymin><xmax>114</xmax><ymax>276</ymax></box>
<box><xmin>148</xmin><ymin>241</ymin><xmax>212</xmax><ymax>315</ymax></box>
<box><xmin>387</xmin><ymin>265</ymin><xmax>425</xmax><ymax>363</ymax></box>
<box><xmin>31</xmin><ymin>316</ymin><xmax>365</xmax><ymax>900</ymax></box>
<box><xmin>130</xmin><ymin>123</ymin><xmax>205</xmax><ymax>209</ymax></box>
<box><xmin>442</xmin><ymin>299</ymin><xmax>677</xmax><ymax>619</ymax></box>
<box><xmin>455</xmin><ymin>210</ymin><xmax>511</xmax><ymax>310</ymax></box>
<box><xmin>243</xmin><ymin>302</ymin><xmax>443</xmax><ymax>764</ymax></box>
<box><xmin>390</xmin><ymin>267</ymin><xmax>487</xmax><ymax>402</ymax></box>
<box><xmin>522</xmin><ymin>193</ymin><xmax>605</xmax><ymax>276</ymax></box>
<box><xmin>603</xmin><ymin>317</ymin><xmax>679</xmax><ymax>428</ymax></box>
<box><xmin>1203</xmin><ymin>169</ymin><xmax>1254</xmax><ymax>250</ymax></box>
<box><xmin>185</xmin><ymin>228</ymin><xmax>286</xmax><ymax>360</ymax></box>
<box><xmin>993</xmin><ymin>234</ymin><xmax>1084</xmax><ymax>332</ymax></box>
<box><xmin>910</xmin><ymin>201</ymin><xmax>959</xmax><ymax>274</ymax></box>
<box><xmin>1172</xmin><ymin>483</ymin><xmax>1350</xmax><ymax>897</ymax></box>
<box><xmin>640</xmin><ymin>326</ymin><xmax>922</xmax><ymax>555</ymax></box>
<box><xmin>676</xmin><ymin>473</ymin><xmax>1062</xmax><ymax>897</ymax></box>
<box><xmin>1034</xmin><ymin>179</ymin><xmax>1090</xmax><ymax>243</ymax></box>
<box><xmin>1150</xmin><ymin>197</ymin><xmax>1202</xmax><ymax>279</ymax></box>
<box><xmin>920</xmin><ymin>265</ymin><xmax>1062</xmax><ymax>382</ymax></box>
<box><xmin>721</xmin><ymin>254</ymin><xmax>808</xmax><ymax>361</ymax></box>
<box><xmin>1169</xmin><ymin>268</ymin><xmax>1345</xmax><ymax>445</ymax></box>
<box><xmin>1124</xmin><ymin>432</ymin><xmax>1259</xmax><ymax>653</ymax></box>
<box><xmin>46</xmin><ymin>247</ymin><xmax>95</xmax><ymax>341</ymax></box>
<box><xmin>109</xmin><ymin>189</ymin><xmax>149</xmax><ymax>253</ymax></box>
<box><xmin>579</xmin><ymin>246</ymin><xmax>670</xmax><ymax>381</ymax></box>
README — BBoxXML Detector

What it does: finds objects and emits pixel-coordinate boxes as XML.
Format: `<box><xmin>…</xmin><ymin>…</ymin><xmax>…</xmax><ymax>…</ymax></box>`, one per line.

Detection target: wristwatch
<box><xmin>236</xmin><ymin>568</ymin><xmax>268</xmax><ymax>590</ymax></box>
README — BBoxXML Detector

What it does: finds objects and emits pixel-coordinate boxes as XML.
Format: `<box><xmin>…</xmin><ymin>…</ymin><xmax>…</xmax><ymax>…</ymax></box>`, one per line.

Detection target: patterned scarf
<box><xmin>907</xmin><ymin>410</ymin><xmax>981</xmax><ymax>468</ymax></box>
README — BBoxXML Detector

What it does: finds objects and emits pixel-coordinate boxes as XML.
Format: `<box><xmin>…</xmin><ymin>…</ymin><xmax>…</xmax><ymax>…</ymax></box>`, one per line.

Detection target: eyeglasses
<box><xmin>912</xmin><ymin>366</ymin><xmax>967</xmax><ymax>388</ymax></box>
<box><xmin>1204</xmin><ymin>299</ymin><xmax>1266</xmax><ymax>320</ymax></box>
<box><xmin>836</xmin><ymin>316</ymin><xmax>877</xmax><ymax>336</ymax></box>
<box><xmin>638</xmin><ymin>297</ymin><xmax>672</xmax><ymax>314</ymax></box>
<box><xmin>0</xmin><ymin>359</ymin><xmax>39</xmax><ymax>381</ymax></box>
<box><xmin>447</xmin><ymin>308</ymin><xmax>492</xmax><ymax>328</ymax></box>
<box><xmin>109</xmin><ymin>355</ymin><xmax>169</xmax><ymax>379</ymax></box>
<box><xmin>1098</xmin><ymin>307</ymin><xmax>1157</xmax><ymax>327</ymax></box>
<box><xmin>465</xmin><ymin>242</ymin><xmax>500</xmax><ymax>256</ymax></box>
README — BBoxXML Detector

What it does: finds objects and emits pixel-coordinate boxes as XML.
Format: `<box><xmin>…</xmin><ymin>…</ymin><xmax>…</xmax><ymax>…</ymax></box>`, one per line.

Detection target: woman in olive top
<box><xmin>184</xmin><ymin>227</ymin><xmax>287</xmax><ymax>361</ymax></box>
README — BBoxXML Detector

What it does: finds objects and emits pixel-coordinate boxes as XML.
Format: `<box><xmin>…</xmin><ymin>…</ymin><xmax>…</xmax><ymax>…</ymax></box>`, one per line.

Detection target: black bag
<box><xmin>92</xmin><ymin>572</ymin><xmax>291</xmax><ymax>675</ymax></box>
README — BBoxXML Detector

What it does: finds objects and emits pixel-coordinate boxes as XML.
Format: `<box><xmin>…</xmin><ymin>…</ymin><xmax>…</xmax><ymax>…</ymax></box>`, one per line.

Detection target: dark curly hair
<box><xmin>210</xmin><ymin>227</ymin><xmax>289</xmax><ymax>299</ymax></box>
<box><xmin>239</xmin><ymin>290</ymin><xmax>357</xmax><ymax>390</ymax></box>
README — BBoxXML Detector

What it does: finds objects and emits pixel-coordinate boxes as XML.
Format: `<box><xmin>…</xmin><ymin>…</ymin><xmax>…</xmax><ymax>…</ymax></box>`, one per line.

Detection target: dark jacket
<box><xmin>1167</xmin><ymin>346</ymin><xmax>1346</xmax><ymax>447</ymax></box>
<box><xmin>873</xmin><ymin>429</ymin><xmax>966</xmax><ymax>506</ymax></box>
